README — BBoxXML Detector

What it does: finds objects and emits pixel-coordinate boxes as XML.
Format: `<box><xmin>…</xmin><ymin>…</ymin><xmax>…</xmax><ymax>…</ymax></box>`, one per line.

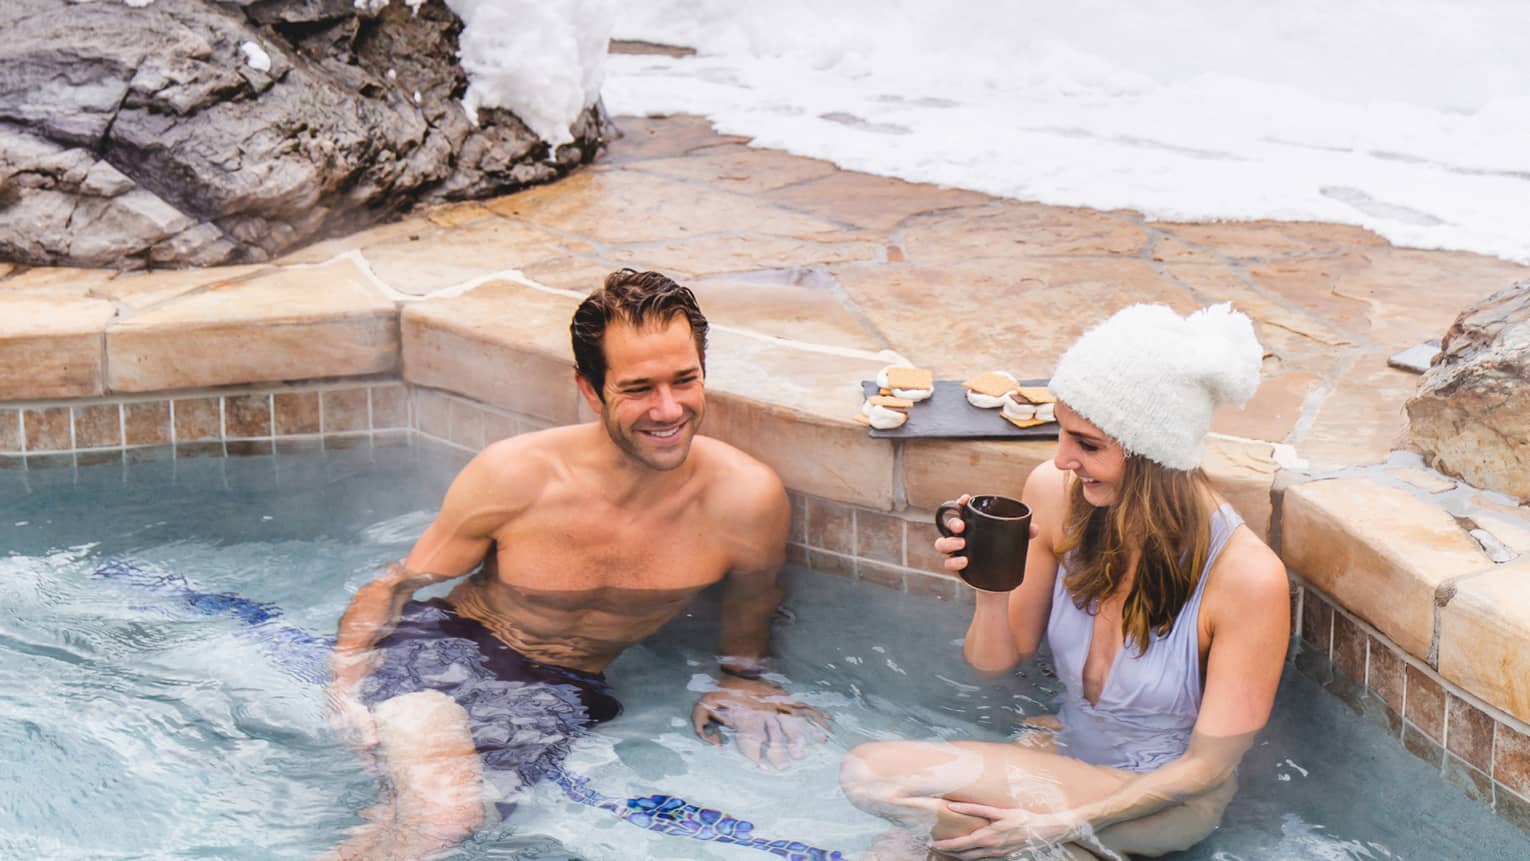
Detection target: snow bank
<box><xmin>606</xmin><ymin>0</ymin><xmax>1530</xmax><ymax>262</ymax></box>
<box><xmin>445</xmin><ymin>0</ymin><xmax>611</xmax><ymax>147</ymax></box>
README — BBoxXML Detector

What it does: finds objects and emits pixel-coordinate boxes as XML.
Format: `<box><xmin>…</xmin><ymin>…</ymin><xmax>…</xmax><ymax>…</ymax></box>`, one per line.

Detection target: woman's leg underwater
<box><xmin>841</xmin><ymin>739</ymin><xmax>1128</xmax><ymax>858</ymax></box>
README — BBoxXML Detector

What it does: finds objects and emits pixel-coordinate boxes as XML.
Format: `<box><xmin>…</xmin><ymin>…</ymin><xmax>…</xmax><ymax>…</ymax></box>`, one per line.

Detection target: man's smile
<box><xmin>639</xmin><ymin>422</ymin><xmax>686</xmax><ymax>440</ymax></box>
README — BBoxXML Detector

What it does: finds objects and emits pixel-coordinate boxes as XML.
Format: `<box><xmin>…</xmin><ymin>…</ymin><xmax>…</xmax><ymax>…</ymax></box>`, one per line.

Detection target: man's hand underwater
<box><xmin>325</xmin><ymin>681</ymin><xmax>380</xmax><ymax>759</ymax></box>
<box><xmin>691</xmin><ymin>676</ymin><xmax>831</xmax><ymax>769</ymax></box>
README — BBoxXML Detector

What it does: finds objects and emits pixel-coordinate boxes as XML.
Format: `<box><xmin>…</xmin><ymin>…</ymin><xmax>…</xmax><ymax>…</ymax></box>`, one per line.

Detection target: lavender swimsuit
<box><xmin>1046</xmin><ymin>504</ymin><xmax>1243</xmax><ymax>772</ymax></box>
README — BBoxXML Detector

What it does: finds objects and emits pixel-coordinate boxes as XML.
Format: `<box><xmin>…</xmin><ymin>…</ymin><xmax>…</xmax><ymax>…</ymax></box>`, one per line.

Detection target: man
<box><xmin>323</xmin><ymin>269</ymin><xmax>826</xmax><ymax>860</ymax></box>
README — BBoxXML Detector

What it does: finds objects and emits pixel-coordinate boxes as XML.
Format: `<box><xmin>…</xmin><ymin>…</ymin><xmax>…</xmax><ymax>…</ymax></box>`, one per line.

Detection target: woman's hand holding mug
<box><xmin>935</xmin><ymin>493</ymin><xmax>1034</xmax><ymax>592</ymax></box>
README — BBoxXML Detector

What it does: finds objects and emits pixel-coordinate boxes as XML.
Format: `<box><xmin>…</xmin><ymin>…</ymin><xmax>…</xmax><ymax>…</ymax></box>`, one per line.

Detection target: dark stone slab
<box><xmin>860</xmin><ymin>379</ymin><xmax>1059</xmax><ymax>440</ymax></box>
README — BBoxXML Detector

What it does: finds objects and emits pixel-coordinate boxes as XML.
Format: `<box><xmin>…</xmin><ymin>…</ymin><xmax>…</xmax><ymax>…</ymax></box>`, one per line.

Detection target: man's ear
<box><xmin>574</xmin><ymin>371</ymin><xmax>604</xmax><ymax>415</ymax></box>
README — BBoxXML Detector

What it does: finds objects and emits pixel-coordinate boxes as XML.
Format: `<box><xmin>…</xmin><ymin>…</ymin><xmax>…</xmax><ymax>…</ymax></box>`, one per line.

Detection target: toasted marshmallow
<box><xmin>892</xmin><ymin>386</ymin><xmax>932</xmax><ymax>402</ymax></box>
<box><xmin>1035</xmin><ymin>402</ymin><xmax>1055</xmax><ymax>423</ymax></box>
<box><xmin>1001</xmin><ymin>394</ymin><xmax>1037</xmax><ymax>422</ymax></box>
<box><xmin>860</xmin><ymin>401</ymin><xmax>909</xmax><ymax>429</ymax></box>
<box><xmin>966</xmin><ymin>389</ymin><xmax>1008</xmax><ymax>409</ymax></box>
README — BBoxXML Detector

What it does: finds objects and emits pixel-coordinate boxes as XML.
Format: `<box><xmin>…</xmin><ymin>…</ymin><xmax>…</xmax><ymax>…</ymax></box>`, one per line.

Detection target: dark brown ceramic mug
<box><xmin>935</xmin><ymin>495</ymin><xmax>1032</xmax><ymax>592</ymax></box>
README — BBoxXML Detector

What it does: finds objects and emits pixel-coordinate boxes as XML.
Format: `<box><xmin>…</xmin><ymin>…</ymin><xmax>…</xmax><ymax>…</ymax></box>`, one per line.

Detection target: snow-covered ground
<box><xmin>604</xmin><ymin>1</ymin><xmax>1530</xmax><ymax>263</ymax></box>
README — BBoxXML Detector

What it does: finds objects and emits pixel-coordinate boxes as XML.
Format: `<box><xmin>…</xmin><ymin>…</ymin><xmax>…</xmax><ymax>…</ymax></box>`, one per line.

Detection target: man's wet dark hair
<box><xmin>571</xmin><ymin>269</ymin><xmax>709</xmax><ymax>402</ymax></box>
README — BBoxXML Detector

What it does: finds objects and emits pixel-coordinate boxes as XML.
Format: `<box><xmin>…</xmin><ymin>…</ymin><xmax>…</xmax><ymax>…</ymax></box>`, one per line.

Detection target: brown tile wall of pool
<box><xmin>0</xmin><ymin>379</ymin><xmax>411</xmax><ymax>466</ymax></box>
<box><xmin>1294</xmin><ymin>580</ymin><xmax>1530</xmax><ymax>838</ymax></box>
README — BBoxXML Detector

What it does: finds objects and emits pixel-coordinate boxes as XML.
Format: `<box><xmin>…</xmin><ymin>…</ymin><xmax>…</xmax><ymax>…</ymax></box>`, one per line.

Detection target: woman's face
<box><xmin>1052</xmin><ymin>402</ymin><xmax>1127</xmax><ymax>507</ymax></box>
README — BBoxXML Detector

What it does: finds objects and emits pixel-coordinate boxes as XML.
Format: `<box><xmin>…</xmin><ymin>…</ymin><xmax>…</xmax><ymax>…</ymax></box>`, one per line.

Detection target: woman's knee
<box><xmin>839</xmin><ymin>742</ymin><xmax>900</xmax><ymax>810</ymax></box>
<box><xmin>840</xmin><ymin>741</ymin><xmax>973</xmax><ymax>821</ymax></box>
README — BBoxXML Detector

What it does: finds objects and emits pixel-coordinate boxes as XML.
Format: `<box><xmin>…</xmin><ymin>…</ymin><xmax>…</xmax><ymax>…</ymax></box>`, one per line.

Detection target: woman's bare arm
<box><xmin>957</xmin><ymin>462</ymin><xmax>1066</xmax><ymax>672</ymax></box>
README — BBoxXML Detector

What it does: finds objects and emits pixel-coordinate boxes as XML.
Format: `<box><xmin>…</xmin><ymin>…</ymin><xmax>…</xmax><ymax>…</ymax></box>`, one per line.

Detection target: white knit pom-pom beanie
<box><xmin>1048</xmin><ymin>303</ymin><xmax>1263</xmax><ymax>470</ymax></box>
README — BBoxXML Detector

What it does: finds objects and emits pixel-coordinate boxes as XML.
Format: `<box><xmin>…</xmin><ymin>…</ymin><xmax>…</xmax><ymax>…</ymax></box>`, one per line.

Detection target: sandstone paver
<box><xmin>518</xmin><ymin>256</ymin><xmax>641</xmax><ymax>292</ymax></box>
<box><xmin>597</xmin><ymin>115</ymin><xmax>748</xmax><ymax>164</ymax></box>
<box><xmin>401</xmin><ymin>280</ymin><xmax>586</xmax><ymax>424</ymax></box>
<box><xmin>106</xmin><ymin>258</ymin><xmax>398</xmax><ymax>391</ymax></box>
<box><xmin>363</xmin><ymin>217</ymin><xmax>588</xmax><ymax>296</ymax></box>
<box><xmin>0</xmin><ymin>267</ymin><xmax>118</xmax><ymax>296</ymax></box>
<box><xmin>1282</xmin><ymin>478</ymin><xmax>1492</xmax><ymax>658</ymax></box>
<box><xmin>0</xmin><ymin>295</ymin><xmax>117</xmax><ymax>399</ymax></box>
<box><xmin>423</xmin><ymin>201</ymin><xmax>499</xmax><ymax>228</ymax></box>
<box><xmin>273</xmin><ymin>216</ymin><xmax>442</xmax><ymax>266</ymax></box>
<box><xmin>687</xmin><ymin>272</ymin><xmax>886</xmax><ymax>352</ymax></box>
<box><xmin>765</xmin><ymin>171</ymin><xmax>990</xmax><ymax>232</ymax></box>
<box><xmin>900</xmin><ymin>201</ymin><xmax>1148</xmax><ymax>261</ymax></box>
<box><xmin>1439</xmin><ymin>559</ymin><xmax>1530</xmax><ymax>724</ymax></box>
<box><xmin>485</xmin><ymin>170</ymin><xmax>845</xmax><ymax>245</ymax></box>
<box><xmin>100</xmin><ymin>264</ymin><xmax>270</xmax><ymax>311</ymax></box>
<box><xmin>603</xmin><ymin>233</ymin><xmax>879</xmax><ymax>279</ymax></box>
<box><xmin>1153</xmin><ymin>220</ymin><xmax>1390</xmax><ymax>259</ymax></box>
<box><xmin>1296</xmin><ymin>351</ymin><xmax>1420</xmax><ymax>471</ymax></box>
<box><xmin>831</xmin><ymin>258</ymin><xmax>1190</xmax><ymax>380</ymax></box>
<box><xmin>629</xmin><ymin>143</ymin><xmax>839</xmax><ymax>194</ymax></box>
<box><xmin>1148</xmin><ymin>234</ymin><xmax>1222</xmax><ymax>264</ymax></box>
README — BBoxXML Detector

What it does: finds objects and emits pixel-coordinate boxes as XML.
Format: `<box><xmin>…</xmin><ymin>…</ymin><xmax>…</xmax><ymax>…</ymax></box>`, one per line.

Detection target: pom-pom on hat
<box><xmin>1048</xmin><ymin>303</ymin><xmax>1263</xmax><ymax>470</ymax></box>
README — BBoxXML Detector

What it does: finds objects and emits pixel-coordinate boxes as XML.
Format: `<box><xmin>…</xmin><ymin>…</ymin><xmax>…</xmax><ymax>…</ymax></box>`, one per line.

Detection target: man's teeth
<box><xmin>647</xmin><ymin>426</ymin><xmax>681</xmax><ymax>438</ymax></box>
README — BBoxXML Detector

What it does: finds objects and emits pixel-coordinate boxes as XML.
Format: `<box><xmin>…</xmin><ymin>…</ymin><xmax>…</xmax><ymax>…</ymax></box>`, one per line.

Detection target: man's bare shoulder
<box><xmin>455</xmin><ymin>426</ymin><xmax>588</xmax><ymax>504</ymax></box>
<box><xmin>691</xmin><ymin>435</ymin><xmax>786</xmax><ymax>513</ymax></box>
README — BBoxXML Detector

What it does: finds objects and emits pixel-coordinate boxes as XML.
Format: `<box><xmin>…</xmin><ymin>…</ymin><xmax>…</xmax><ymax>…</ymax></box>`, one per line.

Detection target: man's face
<box><xmin>586</xmin><ymin>317</ymin><xmax>705</xmax><ymax>472</ymax></box>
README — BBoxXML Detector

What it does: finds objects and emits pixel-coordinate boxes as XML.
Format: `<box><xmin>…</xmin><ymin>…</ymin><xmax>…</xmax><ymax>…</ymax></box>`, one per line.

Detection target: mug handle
<box><xmin>935</xmin><ymin>499</ymin><xmax>966</xmax><ymax>539</ymax></box>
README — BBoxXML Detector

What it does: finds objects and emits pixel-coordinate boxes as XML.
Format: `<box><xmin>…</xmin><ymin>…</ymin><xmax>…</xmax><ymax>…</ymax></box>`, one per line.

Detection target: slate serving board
<box><xmin>859</xmin><ymin>379</ymin><xmax>1059</xmax><ymax>440</ymax></box>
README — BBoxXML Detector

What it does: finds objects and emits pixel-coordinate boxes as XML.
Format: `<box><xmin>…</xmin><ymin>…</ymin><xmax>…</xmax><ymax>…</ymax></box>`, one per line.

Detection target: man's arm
<box><xmin>329</xmin><ymin>446</ymin><xmax>529</xmax><ymax>718</ymax></box>
<box><xmin>690</xmin><ymin>458</ymin><xmax>833</xmax><ymax>766</ymax></box>
<box><xmin>715</xmin><ymin>462</ymin><xmax>790</xmax><ymax>676</ymax></box>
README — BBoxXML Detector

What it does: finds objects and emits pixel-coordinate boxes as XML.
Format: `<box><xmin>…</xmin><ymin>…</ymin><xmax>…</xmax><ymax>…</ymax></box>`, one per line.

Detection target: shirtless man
<box><xmin>324</xmin><ymin>270</ymin><xmax>825</xmax><ymax>860</ymax></box>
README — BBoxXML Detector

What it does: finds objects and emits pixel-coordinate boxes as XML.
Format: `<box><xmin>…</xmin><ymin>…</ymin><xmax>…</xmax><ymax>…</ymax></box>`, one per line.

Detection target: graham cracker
<box><xmin>885</xmin><ymin>367</ymin><xmax>933</xmax><ymax>391</ymax></box>
<box><xmin>1001</xmin><ymin>413</ymin><xmax>1049</xmax><ymax>430</ymax></box>
<box><xmin>853</xmin><ymin>413</ymin><xmax>872</xmax><ymax>426</ymax></box>
<box><xmin>868</xmin><ymin>395</ymin><xmax>915</xmax><ymax>409</ymax></box>
<box><xmin>961</xmin><ymin>372</ymin><xmax>1018</xmax><ymax>398</ymax></box>
<box><xmin>1013</xmin><ymin>386</ymin><xmax>1057</xmax><ymax>404</ymax></box>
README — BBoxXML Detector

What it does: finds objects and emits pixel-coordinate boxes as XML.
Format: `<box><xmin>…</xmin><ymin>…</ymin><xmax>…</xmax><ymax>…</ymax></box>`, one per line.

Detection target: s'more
<box><xmin>875</xmin><ymin>366</ymin><xmax>934</xmax><ymax>402</ymax></box>
<box><xmin>962</xmin><ymin>371</ymin><xmax>1019</xmax><ymax>408</ymax></box>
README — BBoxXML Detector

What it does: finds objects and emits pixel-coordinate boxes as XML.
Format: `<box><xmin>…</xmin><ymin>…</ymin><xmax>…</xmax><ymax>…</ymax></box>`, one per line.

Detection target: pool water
<box><xmin>2</xmin><ymin>444</ymin><xmax>1526</xmax><ymax>860</ymax></box>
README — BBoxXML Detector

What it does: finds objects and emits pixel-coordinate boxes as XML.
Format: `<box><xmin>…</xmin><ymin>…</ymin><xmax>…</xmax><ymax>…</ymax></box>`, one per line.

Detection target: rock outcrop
<box><xmin>1406</xmin><ymin>280</ymin><xmax>1530</xmax><ymax>500</ymax></box>
<box><xmin>0</xmin><ymin>0</ymin><xmax>605</xmax><ymax>269</ymax></box>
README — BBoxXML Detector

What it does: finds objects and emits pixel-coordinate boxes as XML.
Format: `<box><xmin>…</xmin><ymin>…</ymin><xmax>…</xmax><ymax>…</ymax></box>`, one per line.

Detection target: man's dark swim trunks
<box><xmin>359</xmin><ymin>599</ymin><xmax>622</xmax><ymax>804</ymax></box>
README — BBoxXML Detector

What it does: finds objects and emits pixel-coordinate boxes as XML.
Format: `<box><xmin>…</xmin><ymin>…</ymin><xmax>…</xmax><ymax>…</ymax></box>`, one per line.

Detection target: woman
<box><xmin>841</xmin><ymin>304</ymin><xmax>1291</xmax><ymax>860</ymax></box>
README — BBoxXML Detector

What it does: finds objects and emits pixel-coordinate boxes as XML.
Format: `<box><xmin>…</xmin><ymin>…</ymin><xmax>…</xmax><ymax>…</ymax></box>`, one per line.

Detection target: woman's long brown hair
<box><xmin>1056</xmin><ymin>456</ymin><xmax>1216</xmax><ymax>654</ymax></box>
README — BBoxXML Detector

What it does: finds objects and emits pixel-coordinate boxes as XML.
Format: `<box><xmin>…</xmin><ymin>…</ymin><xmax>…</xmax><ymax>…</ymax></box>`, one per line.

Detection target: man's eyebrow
<box><xmin>612</xmin><ymin>366</ymin><xmax>702</xmax><ymax>388</ymax></box>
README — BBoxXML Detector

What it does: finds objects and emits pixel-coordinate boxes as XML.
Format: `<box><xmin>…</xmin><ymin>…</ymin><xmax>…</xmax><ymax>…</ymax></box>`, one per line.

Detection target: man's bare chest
<box><xmin>489</xmin><ymin>510</ymin><xmax>732</xmax><ymax>592</ymax></box>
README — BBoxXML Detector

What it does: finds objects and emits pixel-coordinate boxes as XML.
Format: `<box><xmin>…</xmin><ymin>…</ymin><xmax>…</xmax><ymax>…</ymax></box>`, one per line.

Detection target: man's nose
<box><xmin>650</xmin><ymin>384</ymin><xmax>684</xmax><ymax>421</ymax></box>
